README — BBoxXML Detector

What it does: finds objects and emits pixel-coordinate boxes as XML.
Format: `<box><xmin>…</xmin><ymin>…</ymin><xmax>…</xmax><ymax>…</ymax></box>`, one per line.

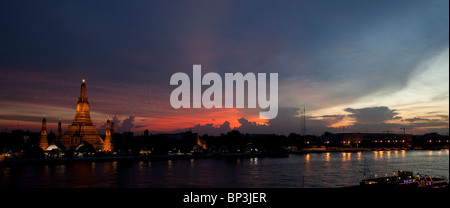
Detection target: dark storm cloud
<box><xmin>118</xmin><ymin>116</ymin><xmax>135</xmax><ymax>132</ymax></box>
<box><xmin>109</xmin><ymin>115</ymin><xmax>135</xmax><ymax>132</ymax></box>
<box><xmin>344</xmin><ymin>106</ymin><xmax>399</xmax><ymax>124</ymax></box>
<box><xmin>277</xmin><ymin>0</ymin><xmax>449</xmax><ymax>111</ymax></box>
<box><xmin>2</xmin><ymin>0</ymin><xmax>447</xmax><ymax>84</ymax></box>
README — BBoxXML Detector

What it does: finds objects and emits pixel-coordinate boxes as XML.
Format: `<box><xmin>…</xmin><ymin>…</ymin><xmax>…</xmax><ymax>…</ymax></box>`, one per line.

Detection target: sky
<box><xmin>0</xmin><ymin>0</ymin><xmax>448</xmax><ymax>136</ymax></box>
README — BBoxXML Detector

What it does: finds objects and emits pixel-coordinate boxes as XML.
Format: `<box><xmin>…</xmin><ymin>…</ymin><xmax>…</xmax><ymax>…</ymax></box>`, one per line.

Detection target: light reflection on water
<box><xmin>0</xmin><ymin>150</ymin><xmax>448</xmax><ymax>188</ymax></box>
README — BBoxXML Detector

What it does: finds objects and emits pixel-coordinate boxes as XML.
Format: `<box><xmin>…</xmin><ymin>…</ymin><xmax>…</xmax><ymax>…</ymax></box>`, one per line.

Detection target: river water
<box><xmin>1</xmin><ymin>150</ymin><xmax>448</xmax><ymax>188</ymax></box>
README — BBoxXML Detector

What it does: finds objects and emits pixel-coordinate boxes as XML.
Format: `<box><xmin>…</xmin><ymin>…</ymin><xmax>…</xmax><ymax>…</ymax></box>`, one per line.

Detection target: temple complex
<box><xmin>39</xmin><ymin>79</ymin><xmax>113</xmax><ymax>152</ymax></box>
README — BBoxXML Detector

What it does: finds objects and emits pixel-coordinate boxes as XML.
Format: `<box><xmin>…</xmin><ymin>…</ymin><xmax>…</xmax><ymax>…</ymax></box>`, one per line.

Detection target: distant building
<box><xmin>413</xmin><ymin>133</ymin><xmax>449</xmax><ymax>149</ymax></box>
<box><xmin>160</xmin><ymin>131</ymin><xmax>197</xmax><ymax>141</ymax></box>
<box><xmin>321</xmin><ymin>133</ymin><xmax>412</xmax><ymax>148</ymax></box>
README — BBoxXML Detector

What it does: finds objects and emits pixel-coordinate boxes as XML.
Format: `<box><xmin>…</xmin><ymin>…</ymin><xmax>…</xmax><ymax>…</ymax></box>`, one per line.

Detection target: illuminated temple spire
<box><xmin>39</xmin><ymin>116</ymin><xmax>49</xmax><ymax>150</ymax></box>
<box><xmin>80</xmin><ymin>78</ymin><xmax>87</xmax><ymax>101</ymax></box>
<box><xmin>103</xmin><ymin>118</ymin><xmax>113</xmax><ymax>152</ymax></box>
<box><xmin>60</xmin><ymin>79</ymin><xmax>104</xmax><ymax>150</ymax></box>
<box><xmin>72</xmin><ymin>78</ymin><xmax>93</xmax><ymax>125</ymax></box>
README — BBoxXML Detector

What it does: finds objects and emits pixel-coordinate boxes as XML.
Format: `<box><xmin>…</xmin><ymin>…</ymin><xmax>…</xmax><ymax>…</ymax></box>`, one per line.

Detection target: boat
<box><xmin>360</xmin><ymin>170</ymin><xmax>448</xmax><ymax>189</ymax></box>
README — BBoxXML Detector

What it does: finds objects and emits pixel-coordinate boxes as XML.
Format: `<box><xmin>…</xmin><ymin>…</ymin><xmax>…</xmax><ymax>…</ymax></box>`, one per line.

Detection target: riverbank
<box><xmin>1</xmin><ymin>152</ymin><xmax>290</xmax><ymax>165</ymax></box>
<box><xmin>2</xmin><ymin>148</ymin><xmax>448</xmax><ymax>165</ymax></box>
<box><xmin>294</xmin><ymin>147</ymin><xmax>410</xmax><ymax>154</ymax></box>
